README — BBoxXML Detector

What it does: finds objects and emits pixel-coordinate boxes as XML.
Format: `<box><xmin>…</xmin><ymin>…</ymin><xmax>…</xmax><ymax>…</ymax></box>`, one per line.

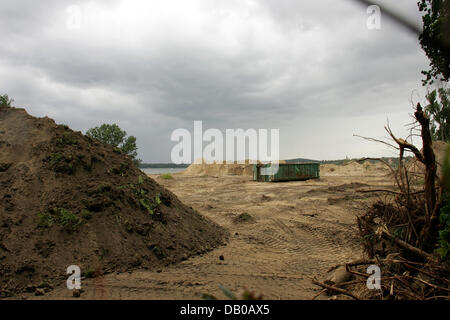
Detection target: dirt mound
<box><xmin>0</xmin><ymin>105</ymin><xmax>228</xmax><ymax>297</ymax></box>
<box><xmin>321</xmin><ymin>161</ymin><xmax>389</xmax><ymax>177</ymax></box>
<box><xmin>183</xmin><ymin>160</ymin><xmax>255</xmax><ymax>177</ymax></box>
<box><xmin>182</xmin><ymin>159</ymin><xmax>289</xmax><ymax>177</ymax></box>
<box><xmin>406</xmin><ymin>140</ymin><xmax>450</xmax><ymax>181</ymax></box>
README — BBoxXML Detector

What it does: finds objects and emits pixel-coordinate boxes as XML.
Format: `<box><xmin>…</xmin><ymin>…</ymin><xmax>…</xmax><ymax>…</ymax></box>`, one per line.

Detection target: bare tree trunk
<box><xmin>415</xmin><ymin>103</ymin><xmax>439</xmax><ymax>248</ymax></box>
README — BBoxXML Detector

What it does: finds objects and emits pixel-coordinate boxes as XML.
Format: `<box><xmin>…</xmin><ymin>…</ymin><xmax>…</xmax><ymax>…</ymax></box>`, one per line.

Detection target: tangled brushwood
<box><xmin>313</xmin><ymin>103</ymin><xmax>450</xmax><ymax>300</ymax></box>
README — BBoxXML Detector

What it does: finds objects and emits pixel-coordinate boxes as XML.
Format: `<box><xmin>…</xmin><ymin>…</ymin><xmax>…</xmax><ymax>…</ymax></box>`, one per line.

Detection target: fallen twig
<box><xmin>312</xmin><ymin>279</ymin><xmax>360</xmax><ymax>300</ymax></box>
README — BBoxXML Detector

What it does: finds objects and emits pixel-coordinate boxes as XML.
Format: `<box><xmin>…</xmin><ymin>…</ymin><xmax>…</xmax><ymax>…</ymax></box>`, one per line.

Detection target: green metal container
<box><xmin>253</xmin><ymin>162</ymin><xmax>320</xmax><ymax>182</ymax></box>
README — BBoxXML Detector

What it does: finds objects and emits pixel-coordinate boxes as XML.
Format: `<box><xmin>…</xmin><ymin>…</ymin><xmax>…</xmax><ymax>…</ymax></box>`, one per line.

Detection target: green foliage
<box><xmin>444</xmin><ymin>146</ymin><xmax>450</xmax><ymax>190</ymax></box>
<box><xmin>86</xmin><ymin>123</ymin><xmax>141</xmax><ymax>164</ymax></box>
<box><xmin>56</xmin><ymin>132</ymin><xmax>78</xmax><ymax>146</ymax></box>
<box><xmin>37</xmin><ymin>208</ymin><xmax>83</xmax><ymax>232</ymax></box>
<box><xmin>159</xmin><ymin>173</ymin><xmax>174</xmax><ymax>180</ymax></box>
<box><xmin>425</xmin><ymin>87</ymin><xmax>450</xmax><ymax>141</ymax></box>
<box><xmin>438</xmin><ymin>148</ymin><xmax>450</xmax><ymax>259</ymax></box>
<box><xmin>236</xmin><ymin>212</ymin><xmax>252</xmax><ymax>222</ymax></box>
<box><xmin>136</xmin><ymin>183</ymin><xmax>161</xmax><ymax>215</ymax></box>
<box><xmin>436</xmin><ymin>192</ymin><xmax>450</xmax><ymax>260</ymax></box>
<box><xmin>418</xmin><ymin>0</ymin><xmax>450</xmax><ymax>84</ymax></box>
<box><xmin>0</xmin><ymin>94</ymin><xmax>14</xmax><ymax>107</ymax></box>
<box><xmin>38</xmin><ymin>212</ymin><xmax>55</xmax><ymax>228</ymax></box>
<box><xmin>47</xmin><ymin>152</ymin><xmax>76</xmax><ymax>174</ymax></box>
<box><xmin>58</xmin><ymin>208</ymin><xmax>82</xmax><ymax>232</ymax></box>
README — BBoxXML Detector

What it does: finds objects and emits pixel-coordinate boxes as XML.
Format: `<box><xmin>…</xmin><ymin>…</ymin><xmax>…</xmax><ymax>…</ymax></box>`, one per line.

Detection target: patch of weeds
<box><xmin>47</xmin><ymin>152</ymin><xmax>76</xmax><ymax>174</ymax></box>
<box><xmin>159</xmin><ymin>173</ymin><xmax>173</xmax><ymax>180</ymax></box>
<box><xmin>38</xmin><ymin>212</ymin><xmax>55</xmax><ymax>228</ymax></box>
<box><xmin>112</xmin><ymin>146</ymin><xmax>122</xmax><ymax>154</ymax></box>
<box><xmin>56</xmin><ymin>132</ymin><xmax>78</xmax><ymax>146</ymax></box>
<box><xmin>37</xmin><ymin>208</ymin><xmax>83</xmax><ymax>232</ymax></box>
<box><xmin>235</xmin><ymin>212</ymin><xmax>253</xmax><ymax>223</ymax></box>
<box><xmin>135</xmin><ymin>181</ymin><xmax>161</xmax><ymax>215</ymax></box>
<box><xmin>436</xmin><ymin>192</ymin><xmax>450</xmax><ymax>260</ymax></box>
<box><xmin>0</xmin><ymin>162</ymin><xmax>12</xmax><ymax>172</ymax></box>
<box><xmin>59</xmin><ymin>208</ymin><xmax>82</xmax><ymax>232</ymax></box>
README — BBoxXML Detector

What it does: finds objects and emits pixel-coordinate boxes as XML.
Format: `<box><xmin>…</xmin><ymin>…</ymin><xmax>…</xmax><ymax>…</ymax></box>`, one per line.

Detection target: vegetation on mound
<box><xmin>38</xmin><ymin>208</ymin><xmax>84</xmax><ymax>233</ymax></box>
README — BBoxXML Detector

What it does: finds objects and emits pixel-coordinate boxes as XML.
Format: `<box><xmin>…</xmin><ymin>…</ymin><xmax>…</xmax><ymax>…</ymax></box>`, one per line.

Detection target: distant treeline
<box><xmin>287</xmin><ymin>157</ymin><xmax>412</xmax><ymax>167</ymax></box>
<box><xmin>139</xmin><ymin>163</ymin><xmax>190</xmax><ymax>169</ymax></box>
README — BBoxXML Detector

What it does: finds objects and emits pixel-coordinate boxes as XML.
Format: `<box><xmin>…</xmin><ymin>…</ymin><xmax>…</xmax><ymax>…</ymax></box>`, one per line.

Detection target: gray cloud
<box><xmin>0</xmin><ymin>0</ymin><xmax>430</xmax><ymax>162</ymax></box>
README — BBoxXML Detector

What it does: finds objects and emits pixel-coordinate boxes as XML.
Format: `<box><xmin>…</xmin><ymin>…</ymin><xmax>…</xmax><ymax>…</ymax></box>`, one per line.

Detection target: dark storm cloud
<box><xmin>0</xmin><ymin>0</ymin><xmax>430</xmax><ymax>161</ymax></box>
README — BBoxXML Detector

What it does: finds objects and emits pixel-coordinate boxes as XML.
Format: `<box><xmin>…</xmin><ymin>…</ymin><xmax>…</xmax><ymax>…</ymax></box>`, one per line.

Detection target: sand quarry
<box><xmin>3</xmin><ymin>104</ymin><xmax>422</xmax><ymax>300</ymax></box>
<box><xmin>30</xmin><ymin>160</ymin><xmax>394</xmax><ymax>300</ymax></box>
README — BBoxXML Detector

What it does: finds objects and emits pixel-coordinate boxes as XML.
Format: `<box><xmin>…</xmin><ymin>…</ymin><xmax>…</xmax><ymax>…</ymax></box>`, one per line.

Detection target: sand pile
<box><xmin>321</xmin><ymin>161</ymin><xmax>389</xmax><ymax>177</ymax></box>
<box><xmin>182</xmin><ymin>160</ymin><xmax>291</xmax><ymax>177</ymax></box>
<box><xmin>0</xmin><ymin>105</ymin><xmax>227</xmax><ymax>297</ymax></box>
<box><xmin>183</xmin><ymin>160</ymin><xmax>255</xmax><ymax>177</ymax></box>
<box><xmin>406</xmin><ymin>140</ymin><xmax>450</xmax><ymax>181</ymax></box>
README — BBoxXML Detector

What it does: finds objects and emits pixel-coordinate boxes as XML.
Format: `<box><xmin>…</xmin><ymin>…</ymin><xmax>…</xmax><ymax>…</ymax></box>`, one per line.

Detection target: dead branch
<box><xmin>381</xmin><ymin>231</ymin><xmax>435</xmax><ymax>261</ymax></box>
<box><xmin>312</xmin><ymin>279</ymin><xmax>360</xmax><ymax>300</ymax></box>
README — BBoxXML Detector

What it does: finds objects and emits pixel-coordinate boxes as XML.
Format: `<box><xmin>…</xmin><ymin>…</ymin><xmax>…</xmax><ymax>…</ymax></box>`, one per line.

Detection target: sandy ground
<box><xmin>27</xmin><ymin>164</ymin><xmax>394</xmax><ymax>300</ymax></box>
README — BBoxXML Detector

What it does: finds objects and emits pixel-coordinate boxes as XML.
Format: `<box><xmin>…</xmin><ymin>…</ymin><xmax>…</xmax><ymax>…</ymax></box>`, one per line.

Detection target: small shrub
<box><xmin>436</xmin><ymin>193</ymin><xmax>450</xmax><ymax>260</ymax></box>
<box><xmin>37</xmin><ymin>208</ymin><xmax>83</xmax><ymax>232</ymax></box>
<box><xmin>59</xmin><ymin>209</ymin><xmax>82</xmax><ymax>232</ymax></box>
<box><xmin>56</xmin><ymin>132</ymin><xmax>78</xmax><ymax>146</ymax></box>
<box><xmin>159</xmin><ymin>173</ymin><xmax>173</xmax><ymax>180</ymax></box>
<box><xmin>235</xmin><ymin>212</ymin><xmax>253</xmax><ymax>223</ymax></box>
<box><xmin>38</xmin><ymin>212</ymin><xmax>55</xmax><ymax>228</ymax></box>
<box><xmin>0</xmin><ymin>94</ymin><xmax>13</xmax><ymax>107</ymax></box>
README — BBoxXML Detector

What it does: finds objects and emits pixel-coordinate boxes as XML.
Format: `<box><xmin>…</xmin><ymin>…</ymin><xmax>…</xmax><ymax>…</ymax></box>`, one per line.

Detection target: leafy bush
<box><xmin>437</xmin><ymin>192</ymin><xmax>450</xmax><ymax>260</ymax></box>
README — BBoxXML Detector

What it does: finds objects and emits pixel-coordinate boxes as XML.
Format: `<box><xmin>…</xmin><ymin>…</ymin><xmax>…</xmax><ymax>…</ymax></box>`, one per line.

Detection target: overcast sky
<box><xmin>0</xmin><ymin>0</ymin><xmax>433</xmax><ymax>162</ymax></box>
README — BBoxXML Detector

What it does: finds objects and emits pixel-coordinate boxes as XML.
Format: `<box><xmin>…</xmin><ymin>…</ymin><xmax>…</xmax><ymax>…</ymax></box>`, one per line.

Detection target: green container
<box><xmin>253</xmin><ymin>163</ymin><xmax>320</xmax><ymax>182</ymax></box>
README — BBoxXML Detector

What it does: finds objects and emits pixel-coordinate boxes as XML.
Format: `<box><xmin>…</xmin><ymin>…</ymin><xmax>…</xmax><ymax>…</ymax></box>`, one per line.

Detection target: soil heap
<box><xmin>0</xmin><ymin>105</ymin><xmax>228</xmax><ymax>297</ymax></box>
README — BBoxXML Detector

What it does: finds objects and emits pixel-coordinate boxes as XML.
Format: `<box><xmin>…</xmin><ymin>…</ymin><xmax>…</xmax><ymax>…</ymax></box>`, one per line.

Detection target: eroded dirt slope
<box><xmin>0</xmin><ymin>105</ymin><xmax>227</xmax><ymax>297</ymax></box>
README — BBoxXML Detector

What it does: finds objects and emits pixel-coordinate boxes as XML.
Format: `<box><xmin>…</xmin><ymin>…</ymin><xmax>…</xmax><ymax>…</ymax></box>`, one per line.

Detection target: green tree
<box><xmin>418</xmin><ymin>0</ymin><xmax>450</xmax><ymax>85</ymax></box>
<box><xmin>86</xmin><ymin>124</ymin><xmax>141</xmax><ymax>165</ymax></box>
<box><xmin>424</xmin><ymin>86</ymin><xmax>450</xmax><ymax>141</ymax></box>
<box><xmin>0</xmin><ymin>94</ymin><xmax>14</xmax><ymax>107</ymax></box>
